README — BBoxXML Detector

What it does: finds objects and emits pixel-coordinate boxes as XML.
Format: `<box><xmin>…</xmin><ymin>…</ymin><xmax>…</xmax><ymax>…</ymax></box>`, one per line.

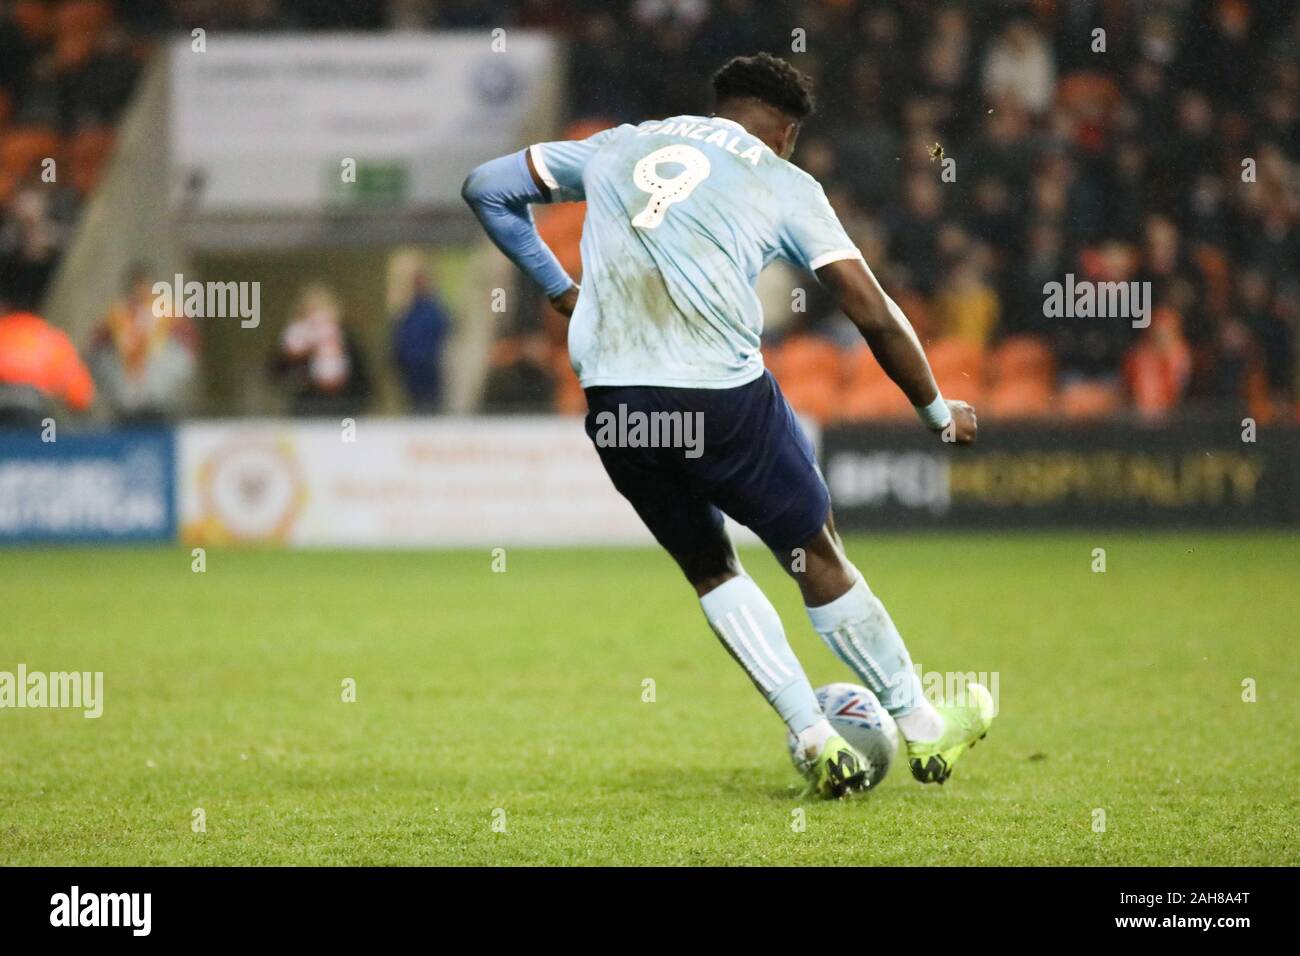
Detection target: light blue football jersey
<box><xmin>530</xmin><ymin>115</ymin><xmax>862</xmax><ymax>389</ymax></box>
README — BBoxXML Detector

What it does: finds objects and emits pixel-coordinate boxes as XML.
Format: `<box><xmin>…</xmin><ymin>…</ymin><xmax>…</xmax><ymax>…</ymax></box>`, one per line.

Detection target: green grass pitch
<box><xmin>2</xmin><ymin>532</ymin><xmax>1296</xmax><ymax>866</ymax></box>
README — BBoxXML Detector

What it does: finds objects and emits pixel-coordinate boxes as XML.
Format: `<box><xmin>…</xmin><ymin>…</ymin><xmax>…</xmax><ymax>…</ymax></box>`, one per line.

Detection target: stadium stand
<box><xmin>0</xmin><ymin>0</ymin><xmax>1295</xmax><ymax>424</ymax></box>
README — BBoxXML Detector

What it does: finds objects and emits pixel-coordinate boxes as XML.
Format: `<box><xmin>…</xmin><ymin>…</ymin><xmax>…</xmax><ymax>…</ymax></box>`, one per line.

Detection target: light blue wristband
<box><xmin>916</xmin><ymin>394</ymin><xmax>952</xmax><ymax>431</ymax></box>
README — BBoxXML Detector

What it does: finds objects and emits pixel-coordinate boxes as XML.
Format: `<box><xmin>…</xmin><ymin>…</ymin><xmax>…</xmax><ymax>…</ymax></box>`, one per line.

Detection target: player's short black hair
<box><xmin>711</xmin><ymin>53</ymin><xmax>816</xmax><ymax>121</ymax></box>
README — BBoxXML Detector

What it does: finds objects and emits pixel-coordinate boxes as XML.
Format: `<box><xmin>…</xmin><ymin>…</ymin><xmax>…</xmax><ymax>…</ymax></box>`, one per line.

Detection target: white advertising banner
<box><xmin>170</xmin><ymin>33</ymin><xmax>561</xmax><ymax>212</ymax></box>
<box><xmin>178</xmin><ymin>418</ymin><xmax>652</xmax><ymax>547</ymax></box>
<box><xmin>178</xmin><ymin>418</ymin><xmax>819</xmax><ymax>548</ymax></box>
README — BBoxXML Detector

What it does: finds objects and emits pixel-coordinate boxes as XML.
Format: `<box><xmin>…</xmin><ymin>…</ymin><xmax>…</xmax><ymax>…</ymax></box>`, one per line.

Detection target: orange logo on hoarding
<box><xmin>184</xmin><ymin>436</ymin><xmax>308</xmax><ymax>544</ymax></box>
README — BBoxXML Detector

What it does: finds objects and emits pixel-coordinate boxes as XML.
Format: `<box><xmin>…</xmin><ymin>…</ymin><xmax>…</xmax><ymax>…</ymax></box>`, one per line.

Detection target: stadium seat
<box><xmin>768</xmin><ymin>335</ymin><xmax>842</xmax><ymax>423</ymax></box>
<box><xmin>838</xmin><ymin>344</ymin><xmax>912</xmax><ymax>421</ymax></box>
<box><xmin>927</xmin><ymin>336</ymin><xmax>986</xmax><ymax>380</ymax></box>
<box><xmin>928</xmin><ymin>336</ymin><xmax>987</xmax><ymax>406</ymax></box>
<box><xmin>0</xmin><ymin>127</ymin><xmax>62</xmax><ymax>181</ymax></box>
<box><xmin>990</xmin><ymin>335</ymin><xmax>1054</xmax><ymax>383</ymax></box>
<box><xmin>987</xmin><ymin>377</ymin><xmax>1054</xmax><ymax>418</ymax></box>
<box><xmin>1060</xmin><ymin>380</ymin><xmax>1123</xmax><ymax>419</ymax></box>
<box><xmin>985</xmin><ymin>335</ymin><xmax>1055</xmax><ymax>419</ymax></box>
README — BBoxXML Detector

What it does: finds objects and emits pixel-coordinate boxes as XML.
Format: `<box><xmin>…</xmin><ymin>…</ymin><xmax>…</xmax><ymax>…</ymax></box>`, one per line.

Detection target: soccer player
<box><xmin>463</xmin><ymin>53</ymin><xmax>993</xmax><ymax>798</ymax></box>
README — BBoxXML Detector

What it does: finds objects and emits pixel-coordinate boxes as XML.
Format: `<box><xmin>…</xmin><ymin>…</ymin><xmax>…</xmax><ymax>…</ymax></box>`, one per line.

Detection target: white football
<box><xmin>787</xmin><ymin>683</ymin><xmax>900</xmax><ymax>789</ymax></box>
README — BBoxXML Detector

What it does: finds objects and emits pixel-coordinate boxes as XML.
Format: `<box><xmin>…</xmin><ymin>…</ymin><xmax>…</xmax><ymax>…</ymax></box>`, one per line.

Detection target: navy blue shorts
<box><xmin>583</xmin><ymin>370</ymin><xmax>830</xmax><ymax>555</ymax></box>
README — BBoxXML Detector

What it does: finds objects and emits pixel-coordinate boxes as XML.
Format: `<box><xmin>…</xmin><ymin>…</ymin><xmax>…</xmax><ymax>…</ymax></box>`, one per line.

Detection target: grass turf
<box><xmin>1</xmin><ymin>532</ymin><xmax>1296</xmax><ymax>866</ymax></box>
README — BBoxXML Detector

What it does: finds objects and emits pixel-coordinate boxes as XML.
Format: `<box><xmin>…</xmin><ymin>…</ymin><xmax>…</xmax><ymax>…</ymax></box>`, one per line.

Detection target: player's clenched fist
<box><xmin>942</xmin><ymin>400</ymin><xmax>977</xmax><ymax>444</ymax></box>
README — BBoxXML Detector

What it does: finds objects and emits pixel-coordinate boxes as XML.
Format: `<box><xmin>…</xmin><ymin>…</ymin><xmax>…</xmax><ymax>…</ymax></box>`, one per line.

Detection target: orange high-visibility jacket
<box><xmin>0</xmin><ymin>312</ymin><xmax>95</xmax><ymax>411</ymax></box>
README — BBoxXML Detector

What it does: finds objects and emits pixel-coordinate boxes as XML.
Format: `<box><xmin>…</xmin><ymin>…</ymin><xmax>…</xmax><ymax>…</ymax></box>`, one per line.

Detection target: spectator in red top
<box><xmin>1124</xmin><ymin>306</ymin><xmax>1193</xmax><ymax>422</ymax></box>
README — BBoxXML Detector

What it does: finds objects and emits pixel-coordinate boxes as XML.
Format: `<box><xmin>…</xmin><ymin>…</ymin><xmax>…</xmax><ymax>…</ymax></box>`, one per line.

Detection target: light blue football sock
<box><xmin>699</xmin><ymin>575</ymin><xmax>826</xmax><ymax>736</ymax></box>
<box><xmin>805</xmin><ymin>571</ymin><xmax>931</xmax><ymax>722</ymax></box>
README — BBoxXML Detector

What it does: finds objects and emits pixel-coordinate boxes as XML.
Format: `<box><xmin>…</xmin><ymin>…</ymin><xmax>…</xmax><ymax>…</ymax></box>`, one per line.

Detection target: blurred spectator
<box><xmin>1044</xmin><ymin>239</ymin><xmax>1136</xmax><ymax>419</ymax></box>
<box><xmin>1005</xmin><ymin>220</ymin><xmax>1064</xmax><ymax>339</ymax></box>
<box><xmin>391</xmin><ymin>269</ymin><xmax>451</xmax><ymax>412</ymax></box>
<box><xmin>481</xmin><ymin>331</ymin><xmax>555</xmax><ymax>413</ymax></box>
<box><xmin>1124</xmin><ymin>306</ymin><xmax>1193</xmax><ymax>422</ymax></box>
<box><xmin>0</xmin><ymin>0</ymin><xmax>1296</xmax><ymax>424</ymax></box>
<box><xmin>1237</xmin><ymin>270</ymin><xmax>1294</xmax><ymax>412</ymax></box>
<box><xmin>0</xmin><ymin>173</ymin><xmax>77</xmax><ymax>306</ymax></box>
<box><xmin>885</xmin><ymin>172</ymin><xmax>945</xmax><ymax>294</ymax></box>
<box><xmin>88</xmin><ymin>264</ymin><xmax>198</xmax><ymax>423</ymax></box>
<box><xmin>566</xmin><ymin>12</ymin><xmax>636</xmax><ymax>118</ymax></box>
<box><xmin>932</xmin><ymin>255</ymin><xmax>999</xmax><ymax>348</ymax></box>
<box><xmin>983</xmin><ymin>20</ymin><xmax>1056</xmax><ymax>116</ymax></box>
<box><xmin>1203</xmin><ymin>316</ymin><xmax>1265</xmax><ymax>418</ymax></box>
<box><xmin>272</xmin><ymin>283</ymin><xmax>371</xmax><ymax>417</ymax></box>
<box><xmin>0</xmin><ymin>295</ymin><xmax>94</xmax><ymax>428</ymax></box>
<box><xmin>55</xmin><ymin>19</ymin><xmax>140</xmax><ymax>132</ymax></box>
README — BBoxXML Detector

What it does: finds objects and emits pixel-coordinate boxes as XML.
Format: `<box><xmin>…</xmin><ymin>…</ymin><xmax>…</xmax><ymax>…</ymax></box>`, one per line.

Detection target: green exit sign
<box><xmin>331</xmin><ymin>160</ymin><xmax>409</xmax><ymax>206</ymax></box>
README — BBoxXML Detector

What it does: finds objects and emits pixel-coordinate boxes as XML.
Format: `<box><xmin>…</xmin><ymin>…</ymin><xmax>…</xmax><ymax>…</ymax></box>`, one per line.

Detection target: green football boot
<box><xmin>906</xmin><ymin>682</ymin><xmax>995</xmax><ymax>785</ymax></box>
<box><xmin>803</xmin><ymin>734</ymin><xmax>870</xmax><ymax>799</ymax></box>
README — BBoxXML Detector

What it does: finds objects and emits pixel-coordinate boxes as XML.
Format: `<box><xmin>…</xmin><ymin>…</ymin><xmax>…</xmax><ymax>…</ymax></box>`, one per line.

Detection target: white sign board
<box><xmin>170</xmin><ymin>33</ymin><xmax>561</xmax><ymax>212</ymax></box>
<box><xmin>178</xmin><ymin>419</ymin><xmax>652</xmax><ymax>547</ymax></box>
<box><xmin>177</xmin><ymin>418</ymin><xmax>819</xmax><ymax>549</ymax></box>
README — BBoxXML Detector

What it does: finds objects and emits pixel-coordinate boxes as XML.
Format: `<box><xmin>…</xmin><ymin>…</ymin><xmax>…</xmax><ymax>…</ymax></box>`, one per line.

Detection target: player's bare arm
<box><xmin>547</xmin><ymin>284</ymin><xmax>580</xmax><ymax>319</ymax></box>
<box><xmin>817</xmin><ymin>257</ymin><xmax>977</xmax><ymax>444</ymax></box>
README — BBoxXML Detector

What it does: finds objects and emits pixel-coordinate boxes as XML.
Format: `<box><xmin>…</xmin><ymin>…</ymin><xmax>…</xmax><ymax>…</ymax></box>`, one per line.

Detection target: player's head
<box><xmin>710</xmin><ymin>53</ymin><xmax>815</xmax><ymax>160</ymax></box>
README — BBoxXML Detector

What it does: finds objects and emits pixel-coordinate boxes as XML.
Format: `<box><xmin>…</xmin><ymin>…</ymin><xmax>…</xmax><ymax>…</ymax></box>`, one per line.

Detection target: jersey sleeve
<box><xmin>776</xmin><ymin>174</ymin><xmax>863</xmax><ymax>272</ymax></box>
<box><xmin>528</xmin><ymin>126</ymin><xmax>622</xmax><ymax>203</ymax></box>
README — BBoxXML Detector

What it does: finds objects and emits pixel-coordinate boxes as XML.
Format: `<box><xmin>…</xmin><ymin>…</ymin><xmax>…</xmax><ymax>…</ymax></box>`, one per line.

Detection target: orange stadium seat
<box><xmin>0</xmin><ymin>127</ymin><xmax>61</xmax><ymax>181</ymax></box>
<box><xmin>838</xmin><ymin>344</ymin><xmax>912</xmax><ymax>421</ymax></box>
<box><xmin>928</xmin><ymin>336</ymin><xmax>987</xmax><ymax>406</ymax></box>
<box><xmin>987</xmin><ymin>377</ymin><xmax>1054</xmax><ymax>418</ymax></box>
<box><xmin>768</xmin><ymin>335</ymin><xmax>841</xmax><ymax>423</ymax></box>
<box><xmin>1060</xmin><ymin>380</ymin><xmax>1123</xmax><ymax>419</ymax></box>
<box><xmin>990</xmin><ymin>335</ymin><xmax>1054</xmax><ymax>382</ymax></box>
<box><xmin>985</xmin><ymin>335</ymin><xmax>1055</xmax><ymax>419</ymax></box>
